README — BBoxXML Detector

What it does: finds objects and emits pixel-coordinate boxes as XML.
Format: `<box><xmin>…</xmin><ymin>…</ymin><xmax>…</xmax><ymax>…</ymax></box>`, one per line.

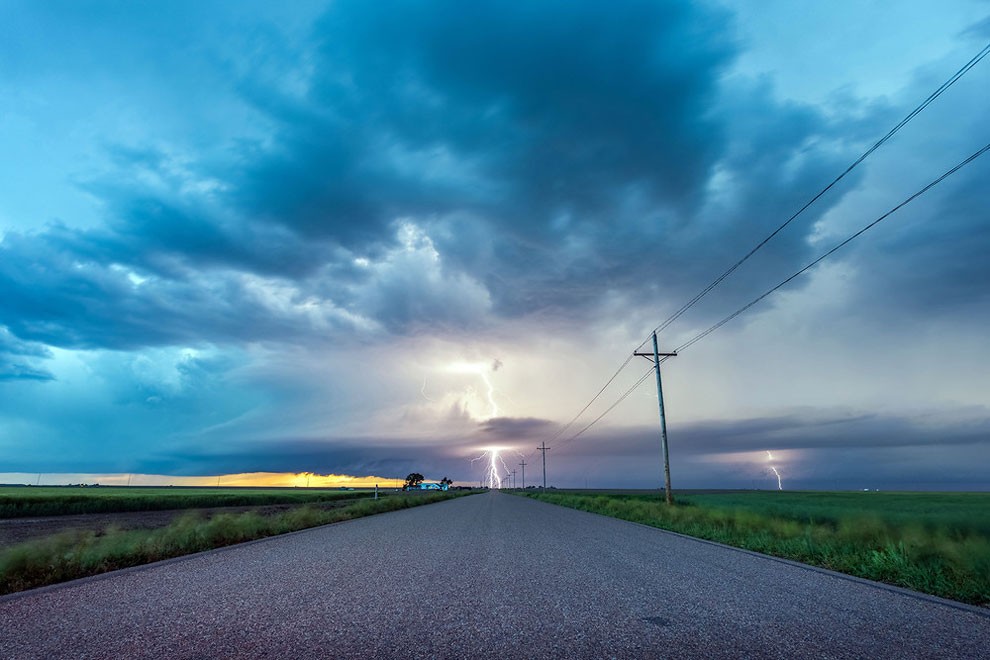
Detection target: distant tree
<box><xmin>403</xmin><ymin>473</ymin><xmax>425</xmax><ymax>490</ymax></box>
<box><xmin>439</xmin><ymin>477</ymin><xmax>453</xmax><ymax>486</ymax></box>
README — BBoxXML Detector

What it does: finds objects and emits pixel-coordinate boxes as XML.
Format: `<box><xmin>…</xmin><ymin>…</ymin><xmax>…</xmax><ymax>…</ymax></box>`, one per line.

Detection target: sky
<box><xmin>1</xmin><ymin>0</ymin><xmax>989</xmax><ymax>490</ymax></box>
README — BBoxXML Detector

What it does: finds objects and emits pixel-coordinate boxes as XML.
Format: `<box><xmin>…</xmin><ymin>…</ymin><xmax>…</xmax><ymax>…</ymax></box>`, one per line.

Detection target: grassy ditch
<box><xmin>0</xmin><ymin>491</ymin><xmax>472</xmax><ymax>595</ymax></box>
<box><xmin>519</xmin><ymin>491</ymin><xmax>990</xmax><ymax>606</ymax></box>
<box><xmin>0</xmin><ymin>487</ymin><xmax>381</xmax><ymax>518</ymax></box>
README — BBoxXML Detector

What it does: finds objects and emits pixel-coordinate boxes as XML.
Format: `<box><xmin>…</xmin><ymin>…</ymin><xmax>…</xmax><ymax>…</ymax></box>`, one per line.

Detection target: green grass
<box><xmin>518</xmin><ymin>490</ymin><xmax>990</xmax><ymax>606</ymax></box>
<box><xmin>678</xmin><ymin>491</ymin><xmax>990</xmax><ymax>536</ymax></box>
<box><xmin>0</xmin><ymin>491</ymin><xmax>474</xmax><ymax>595</ymax></box>
<box><xmin>0</xmin><ymin>486</ymin><xmax>382</xmax><ymax>518</ymax></box>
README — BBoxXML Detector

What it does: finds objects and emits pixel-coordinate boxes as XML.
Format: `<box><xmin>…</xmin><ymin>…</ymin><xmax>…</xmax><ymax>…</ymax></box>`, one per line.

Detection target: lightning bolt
<box><xmin>447</xmin><ymin>361</ymin><xmax>501</xmax><ymax>419</ymax></box>
<box><xmin>766</xmin><ymin>451</ymin><xmax>783</xmax><ymax>490</ymax></box>
<box><xmin>471</xmin><ymin>448</ymin><xmax>506</xmax><ymax>488</ymax></box>
<box><xmin>420</xmin><ymin>377</ymin><xmax>435</xmax><ymax>402</ymax></box>
<box><xmin>479</xmin><ymin>371</ymin><xmax>498</xmax><ymax>418</ymax></box>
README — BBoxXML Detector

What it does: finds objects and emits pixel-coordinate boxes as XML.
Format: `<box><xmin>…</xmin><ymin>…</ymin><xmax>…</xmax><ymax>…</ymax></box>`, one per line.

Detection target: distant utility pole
<box><xmin>519</xmin><ymin>460</ymin><xmax>527</xmax><ymax>489</ymax></box>
<box><xmin>634</xmin><ymin>331</ymin><xmax>677</xmax><ymax>505</ymax></box>
<box><xmin>511</xmin><ymin>470</ymin><xmax>516</xmax><ymax>489</ymax></box>
<box><xmin>537</xmin><ymin>442</ymin><xmax>550</xmax><ymax>489</ymax></box>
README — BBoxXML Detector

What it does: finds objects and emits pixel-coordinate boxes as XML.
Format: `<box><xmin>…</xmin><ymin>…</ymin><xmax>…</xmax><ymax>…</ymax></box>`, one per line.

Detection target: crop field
<box><xmin>519</xmin><ymin>490</ymin><xmax>990</xmax><ymax>606</ymax></box>
<box><xmin>0</xmin><ymin>486</ymin><xmax>381</xmax><ymax>518</ymax></box>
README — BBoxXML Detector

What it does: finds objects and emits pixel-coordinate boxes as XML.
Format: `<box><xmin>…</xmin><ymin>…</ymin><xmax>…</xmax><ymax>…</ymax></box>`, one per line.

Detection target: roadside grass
<box><xmin>0</xmin><ymin>487</ymin><xmax>384</xmax><ymax>518</ymax></box>
<box><xmin>0</xmin><ymin>491</ymin><xmax>472</xmax><ymax>596</ymax></box>
<box><xmin>519</xmin><ymin>491</ymin><xmax>990</xmax><ymax>606</ymax></box>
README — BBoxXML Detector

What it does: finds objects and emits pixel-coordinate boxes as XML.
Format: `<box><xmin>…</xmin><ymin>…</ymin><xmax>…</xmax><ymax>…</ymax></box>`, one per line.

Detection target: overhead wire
<box><xmin>528</xmin><ymin>41</ymin><xmax>990</xmax><ymax>463</ymax></box>
<box><xmin>549</xmin><ymin>142</ymin><xmax>989</xmax><ymax>452</ymax></box>
<box><xmin>634</xmin><ymin>40</ymin><xmax>990</xmax><ymax>353</ymax></box>
<box><xmin>551</xmin><ymin>366</ymin><xmax>655</xmax><ymax>454</ymax></box>
<box><xmin>672</xmin><ymin>142</ymin><xmax>990</xmax><ymax>354</ymax></box>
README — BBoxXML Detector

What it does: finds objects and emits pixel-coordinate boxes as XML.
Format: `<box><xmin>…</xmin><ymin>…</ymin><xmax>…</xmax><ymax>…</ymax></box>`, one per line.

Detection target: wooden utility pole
<box><xmin>511</xmin><ymin>470</ymin><xmax>516</xmax><ymax>489</ymax></box>
<box><xmin>537</xmin><ymin>442</ymin><xmax>550</xmax><ymax>489</ymax></box>
<box><xmin>519</xmin><ymin>459</ymin><xmax>527</xmax><ymax>489</ymax></box>
<box><xmin>634</xmin><ymin>331</ymin><xmax>677</xmax><ymax>504</ymax></box>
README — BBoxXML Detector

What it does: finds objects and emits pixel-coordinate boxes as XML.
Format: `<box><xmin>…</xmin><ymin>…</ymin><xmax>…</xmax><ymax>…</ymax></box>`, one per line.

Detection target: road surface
<box><xmin>1</xmin><ymin>491</ymin><xmax>987</xmax><ymax>658</ymax></box>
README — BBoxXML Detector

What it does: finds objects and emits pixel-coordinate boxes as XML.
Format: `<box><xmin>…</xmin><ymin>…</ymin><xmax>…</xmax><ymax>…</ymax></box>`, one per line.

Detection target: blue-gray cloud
<box><xmin>0</xmin><ymin>0</ymin><xmax>879</xmax><ymax>354</ymax></box>
<box><xmin>0</xmin><ymin>327</ymin><xmax>54</xmax><ymax>381</ymax></box>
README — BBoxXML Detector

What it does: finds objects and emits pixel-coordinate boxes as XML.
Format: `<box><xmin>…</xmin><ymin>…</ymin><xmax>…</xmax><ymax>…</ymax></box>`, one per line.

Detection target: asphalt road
<box><xmin>1</xmin><ymin>491</ymin><xmax>987</xmax><ymax>659</ymax></box>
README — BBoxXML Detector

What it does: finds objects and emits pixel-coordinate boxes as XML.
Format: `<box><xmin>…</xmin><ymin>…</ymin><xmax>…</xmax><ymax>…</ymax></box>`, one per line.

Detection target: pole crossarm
<box><xmin>634</xmin><ymin>351</ymin><xmax>676</xmax><ymax>361</ymax></box>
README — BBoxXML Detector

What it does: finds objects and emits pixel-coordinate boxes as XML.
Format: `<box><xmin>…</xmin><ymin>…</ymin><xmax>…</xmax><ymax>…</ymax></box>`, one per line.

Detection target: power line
<box><xmin>546</xmin><ymin>354</ymin><xmax>635</xmax><ymax>443</ymax></box>
<box><xmin>672</xmin><ymin>142</ymin><xmax>990</xmax><ymax>355</ymax></box>
<box><xmin>552</xmin><ymin>366</ymin><xmax>654</xmax><ymax>453</ymax></box>
<box><xmin>547</xmin><ymin>142</ymin><xmax>988</xmax><ymax>457</ymax></box>
<box><xmin>529</xmin><ymin>42</ymin><xmax>990</xmax><ymax>463</ymax></box>
<box><xmin>635</xmin><ymin>40</ymin><xmax>990</xmax><ymax>353</ymax></box>
<box><xmin>523</xmin><ymin>352</ymin><xmax>637</xmax><ymax>459</ymax></box>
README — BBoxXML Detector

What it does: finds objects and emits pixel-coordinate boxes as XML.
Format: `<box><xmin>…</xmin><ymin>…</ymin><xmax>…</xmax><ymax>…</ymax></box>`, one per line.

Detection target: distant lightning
<box><xmin>420</xmin><ymin>377</ymin><xmax>435</xmax><ymax>402</ymax></box>
<box><xmin>766</xmin><ymin>451</ymin><xmax>783</xmax><ymax>490</ymax></box>
<box><xmin>471</xmin><ymin>447</ymin><xmax>508</xmax><ymax>488</ymax></box>
<box><xmin>447</xmin><ymin>361</ymin><xmax>502</xmax><ymax>419</ymax></box>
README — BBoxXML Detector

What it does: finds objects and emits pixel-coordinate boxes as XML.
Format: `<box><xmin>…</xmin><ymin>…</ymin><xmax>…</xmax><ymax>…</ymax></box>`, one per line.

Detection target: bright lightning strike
<box><xmin>766</xmin><ymin>451</ymin><xmax>783</xmax><ymax>490</ymax></box>
<box><xmin>471</xmin><ymin>448</ymin><xmax>508</xmax><ymax>488</ymax></box>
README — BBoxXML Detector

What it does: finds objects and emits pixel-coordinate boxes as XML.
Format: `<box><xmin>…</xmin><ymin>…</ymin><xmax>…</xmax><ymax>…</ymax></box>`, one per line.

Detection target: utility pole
<box><xmin>634</xmin><ymin>331</ymin><xmax>677</xmax><ymax>505</ymax></box>
<box><xmin>537</xmin><ymin>442</ymin><xmax>550</xmax><ymax>489</ymax></box>
<box><xmin>519</xmin><ymin>460</ymin><xmax>527</xmax><ymax>489</ymax></box>
<box><xmin>511</xmin><ymin>470</ymin><xmax>516</xmax><ymax>489</ymax></box>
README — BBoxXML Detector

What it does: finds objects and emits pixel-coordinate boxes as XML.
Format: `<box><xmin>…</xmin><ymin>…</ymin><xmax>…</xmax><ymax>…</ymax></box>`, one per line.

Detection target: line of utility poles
<box><xmin>519</xmin><ymin>459</ymin><xmax>527</xmax><ymax>489</ymax></box>
<box><xmin>537</xmin><ymin>441</ymin><xmax>550</xmax><ymax>489</ymax></box>
<box><xmin>634</xmin><ymin>331</ymin><xmax>677</xmax><ymax>505</ymax></box>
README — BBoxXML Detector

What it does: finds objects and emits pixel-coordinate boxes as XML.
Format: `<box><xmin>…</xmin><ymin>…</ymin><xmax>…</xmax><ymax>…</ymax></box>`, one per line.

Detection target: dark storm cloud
<box><xmin>478</xmin><ymin>416</ymin><xmax>557</xmax><ymax>440</ymax></box>
<box><xmin>546</xmin><ymin>408</ymin><xmax>990</xmax><ymax>490</ymax></box>
<box><xmin>557</xmin><ymin>408</ymin><xmax>990</xmax><ymax>460</ymax></box>
<box><xmin>109</xmin><ymin>407</ymin><xmax>990</xmax><ymax>488</ymax></box>
<box><xmin>1</xmin><ymin>0</ymin><xmax>985</xmax><ymax>357</ymax></box>
<box><xmin>137</xmin><ymin>436</ymin><xmax>487</xmax><ymax>479</ymax></box>
<box><xmin>0</xmin><ymin>327</ymin><xmax>53</xmax><ymax>381</ymax></box>
<box><xmin>0</xmin><ymin>225</ymin><xmax>367</xmax><ymax>350</ymax></box>
<box><xmin>0</xmin><ymin>0</ymin><xmax>731</xmax><ymax>350</ymax></box>
<box><xmin>846</xmin><ymin>153</ymin><xmax>990</xmax><ymax>321</ymax></box>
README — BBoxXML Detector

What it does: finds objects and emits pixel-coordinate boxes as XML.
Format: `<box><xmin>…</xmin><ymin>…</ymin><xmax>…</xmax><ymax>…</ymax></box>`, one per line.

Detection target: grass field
<box><xmin>0</xmin><ymin>491</ymin><xmax>474</xmax><ymax>595</ymax></box>
<box><xmin>518</xmin><ymin>490</ymin><xmax>990</xmax><ymax>606</ymax></box>
<box><xmin>0</xmin><ymin>486</ymin><xmax>383</xmax><ymax>518</ymax></box>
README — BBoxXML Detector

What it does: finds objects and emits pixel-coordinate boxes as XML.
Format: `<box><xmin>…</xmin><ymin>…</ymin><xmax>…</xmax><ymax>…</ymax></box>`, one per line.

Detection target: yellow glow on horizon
<box><xmin>0</xmin><ymin>471</ymin><xmax>413</xmax><ymax>488</ymax></box>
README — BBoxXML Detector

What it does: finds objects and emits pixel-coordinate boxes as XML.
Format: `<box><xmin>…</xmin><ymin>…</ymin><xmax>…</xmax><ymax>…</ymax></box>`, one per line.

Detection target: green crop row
<box><xmin>519</xmin><ymin>491</ymin><xmax>990</xmax><ymax>606</ymax></box>
<box><xmin>0</xmin><ymin>491</ymin><xmax>472</xmax><ymax>595</ymax></box>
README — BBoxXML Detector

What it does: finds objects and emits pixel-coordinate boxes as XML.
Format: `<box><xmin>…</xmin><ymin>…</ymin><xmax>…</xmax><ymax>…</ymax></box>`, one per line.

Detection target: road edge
<box><xmin>0</xmin><ymin>493</ymin><xmax>473</xmax><ymax>605</ymax></box>
<box><xmin>512</xmin><ymin>492</ymin><xmax>990</xmax><ymax>619</ymax></box>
